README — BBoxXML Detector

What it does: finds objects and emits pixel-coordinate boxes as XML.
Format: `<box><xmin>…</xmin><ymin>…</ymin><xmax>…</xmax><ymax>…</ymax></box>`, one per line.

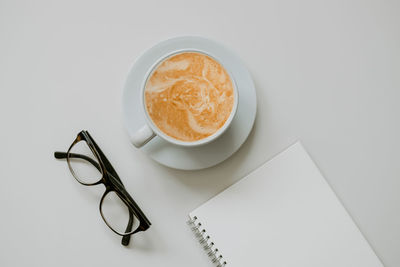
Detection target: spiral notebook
<box><xmin>188</xmin><ymin>142</ymin><xmax>383</xmax><ymax>267</ymax></box>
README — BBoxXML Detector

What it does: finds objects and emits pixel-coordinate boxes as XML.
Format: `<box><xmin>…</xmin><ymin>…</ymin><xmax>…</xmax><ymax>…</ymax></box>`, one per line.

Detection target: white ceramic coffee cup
<box><xmin>131</xmin><ymin>49</ymin><xmax>238</xmax><ymax>148</ymax></box>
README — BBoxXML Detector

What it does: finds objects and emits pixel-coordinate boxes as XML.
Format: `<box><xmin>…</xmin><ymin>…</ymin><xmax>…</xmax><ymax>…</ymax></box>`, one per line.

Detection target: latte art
<box><xmin>144</xmin><ymin>52</ymin><xmax>235</xmax><ymax>142</ymax></box>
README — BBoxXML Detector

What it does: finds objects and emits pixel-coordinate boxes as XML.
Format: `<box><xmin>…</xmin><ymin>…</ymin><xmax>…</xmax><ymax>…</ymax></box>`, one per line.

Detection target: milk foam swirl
<box><xmin>145</xmin><ymin>52</ymin><xmax>234</xmax><ymax>142</ymax></box>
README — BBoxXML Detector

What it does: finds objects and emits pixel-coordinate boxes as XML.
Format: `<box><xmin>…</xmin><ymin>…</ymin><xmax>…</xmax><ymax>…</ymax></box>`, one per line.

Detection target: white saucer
<box><xmin>122</xmin><ymin>36</ymin><xmax>257</xmax><ymax>170</ymax></box>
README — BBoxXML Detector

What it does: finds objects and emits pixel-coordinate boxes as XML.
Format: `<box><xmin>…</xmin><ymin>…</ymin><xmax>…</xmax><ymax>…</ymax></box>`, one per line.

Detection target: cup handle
<box><xmin>131</xmin><ymin>124</ymin><xmax>156</xmax><ymax>148</ymax></box>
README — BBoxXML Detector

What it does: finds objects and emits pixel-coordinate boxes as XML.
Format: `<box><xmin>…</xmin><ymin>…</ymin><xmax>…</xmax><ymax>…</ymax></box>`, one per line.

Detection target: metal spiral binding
<box><xmin>188</xmin><ymin>216</ymin><xmax>227</xmax><ymax>266</ymax></box>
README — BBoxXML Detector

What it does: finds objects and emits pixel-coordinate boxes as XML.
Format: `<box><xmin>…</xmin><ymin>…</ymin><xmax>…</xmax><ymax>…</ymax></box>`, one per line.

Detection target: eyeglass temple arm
<box><xmin>54</xmin><ymin>151</ymin><xmax>134</xmax><ymax>246</ymax></box>
<box><xmin>84</xmin><ymin>132</ymin><xmax>122</xmax><ymax>183</ymax></box>
<box><xmin>122</xmin><ymin>210</ymin><xmax>134</xmax><ymax>246</ymax></box>
<box><xmin>54</xmin><ymin>152</ymin><xmax>101</xmax><ymax>171</ymax></box>
<box><xmin>107</xmin><ymin>174</ymin><xmax>150</xmax><ymax>227</ymax></box>
<box><xmin>54</xmin><ymin>152</ymin><xmax>124</xmax><ymax>185</ymax></box>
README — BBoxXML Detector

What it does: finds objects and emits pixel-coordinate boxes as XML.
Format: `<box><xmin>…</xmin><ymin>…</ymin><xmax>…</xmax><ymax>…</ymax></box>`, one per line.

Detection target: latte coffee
<box><xmin>144</xmin><ymin>52</ymin><xmax>235</xmax><ymax>142</ymax></box>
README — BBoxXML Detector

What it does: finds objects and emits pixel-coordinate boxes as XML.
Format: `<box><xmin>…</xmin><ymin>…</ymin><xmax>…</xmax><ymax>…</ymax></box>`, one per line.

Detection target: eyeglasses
<box><xmin>54</xmin><ymin>130</ymin><xmax>151</xmax><ymax>246</ymax></box>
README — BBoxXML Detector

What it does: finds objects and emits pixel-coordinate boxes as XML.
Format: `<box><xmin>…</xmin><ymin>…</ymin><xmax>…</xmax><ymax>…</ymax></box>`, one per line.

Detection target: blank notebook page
<box><xmin>189</xmin><ymin>142</ymin><xmax>383</xmax><ymax>267</ymax></box>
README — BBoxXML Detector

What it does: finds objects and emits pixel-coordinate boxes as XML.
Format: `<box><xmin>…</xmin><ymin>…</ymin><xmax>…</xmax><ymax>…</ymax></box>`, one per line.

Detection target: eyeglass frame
<box><xmin>54</xmin><ymin>130</ymin><xmax>151</xmax><ymax>246</ymax></box>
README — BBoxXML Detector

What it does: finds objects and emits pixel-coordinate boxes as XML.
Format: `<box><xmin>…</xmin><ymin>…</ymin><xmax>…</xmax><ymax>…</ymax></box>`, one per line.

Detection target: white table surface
<box><xmin>1</xmin><ymin>0</ymin><xmax>399</xmax><ymax>266</ymax></box>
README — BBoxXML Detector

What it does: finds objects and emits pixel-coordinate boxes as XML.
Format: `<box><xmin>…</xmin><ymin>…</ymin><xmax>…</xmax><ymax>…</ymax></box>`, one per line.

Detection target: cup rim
<box><xmin>140</xmin><ymin>48</ymin><xmax>239</xmax><ymax>147</ymax></box>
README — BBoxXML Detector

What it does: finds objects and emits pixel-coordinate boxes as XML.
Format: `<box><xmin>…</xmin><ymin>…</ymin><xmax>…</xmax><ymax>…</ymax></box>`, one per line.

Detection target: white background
<box><xmin>0</xmin><ymin>0</ymin><xmax>399</xmax><ymax>266</ymax></box>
